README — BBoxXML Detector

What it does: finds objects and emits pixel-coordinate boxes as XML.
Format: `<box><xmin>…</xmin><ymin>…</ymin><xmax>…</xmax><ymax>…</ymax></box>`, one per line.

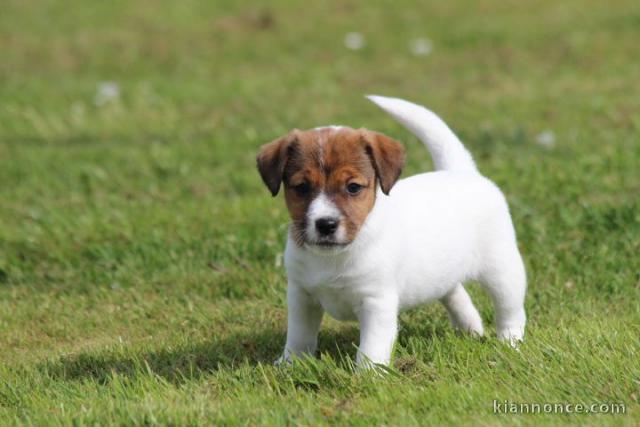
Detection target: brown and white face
<box><xmin>257</xmin><ymin>126</ymin><xmax>405</xmax><ymax>249</ymax></box>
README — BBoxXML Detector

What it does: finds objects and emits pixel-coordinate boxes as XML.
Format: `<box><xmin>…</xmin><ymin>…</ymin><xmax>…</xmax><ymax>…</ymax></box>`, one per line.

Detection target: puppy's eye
<box><xmin>346</xmin><ymin>183</ymin><xmax>364</xmax><ymax>195</ymax></box>
<box><xmin>292</xmin><ymin>182</ymin><xmax>311</xmax><ymax>196</ymax></box>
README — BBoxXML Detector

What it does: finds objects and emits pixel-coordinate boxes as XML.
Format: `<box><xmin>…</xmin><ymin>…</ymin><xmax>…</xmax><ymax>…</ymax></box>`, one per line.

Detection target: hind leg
<box><xmin>481</xmin><ymin>246</ymin><xmax>527</xmax><ymax>346</ymax></box>
<box><xmin>441</xmin><ymin>283</ymin><xmax>484</xmax><ymax>336</ymax></box>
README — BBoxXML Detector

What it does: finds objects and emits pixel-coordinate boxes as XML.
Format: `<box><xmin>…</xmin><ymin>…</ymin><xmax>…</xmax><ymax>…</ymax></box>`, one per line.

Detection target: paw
<box><xmin>498</xmin><ymin>328</ymin><xmax>524</xmax><ymax>349</ymax></box>
<box><xmin>451</xmin><ymin>318</ymin><xmax>484</xmax><ymax>337</ymax></box>
<box><xmin>273</xmin><ymin>354</ymin><xmax>292</xmax><ymax>367</ymax></box>
<box><xmin>356</xmin><ymin>352</ymin><xmax>391</xmax><ymax>372</ymax></box>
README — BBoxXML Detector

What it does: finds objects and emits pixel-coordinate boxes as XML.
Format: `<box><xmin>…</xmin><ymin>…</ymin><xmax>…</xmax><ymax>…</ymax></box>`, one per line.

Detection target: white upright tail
<box><xmin>367</xmin><ymin>95</ymin><xmax>477</xmax><ymax>173</ymax></box>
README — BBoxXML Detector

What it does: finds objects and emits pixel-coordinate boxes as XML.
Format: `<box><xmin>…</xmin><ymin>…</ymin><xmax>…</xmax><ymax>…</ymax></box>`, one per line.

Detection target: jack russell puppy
<box><xmin>257</xmin><ymin>96</ymin><xmax>527</xmax><ymax>368</ymax></box>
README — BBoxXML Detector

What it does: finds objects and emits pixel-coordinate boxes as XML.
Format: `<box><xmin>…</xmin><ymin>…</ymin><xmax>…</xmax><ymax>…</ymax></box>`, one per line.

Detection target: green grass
<box><xmin>1</xmin><ymin>0</ymin><xmax>639</xmax><ymax>425</ymax></box>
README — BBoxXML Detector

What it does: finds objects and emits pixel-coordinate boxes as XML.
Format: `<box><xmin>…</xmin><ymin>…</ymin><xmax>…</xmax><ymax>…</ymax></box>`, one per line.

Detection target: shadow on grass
<box><xmin>39</xmin><ymin>308</ymin><xmax>452</xmax><ymax>385</ymax></box>
<box><xmin>39</xmin><ymin>326</ymin><xmax>363</xmax><ymax>385</ymax></box>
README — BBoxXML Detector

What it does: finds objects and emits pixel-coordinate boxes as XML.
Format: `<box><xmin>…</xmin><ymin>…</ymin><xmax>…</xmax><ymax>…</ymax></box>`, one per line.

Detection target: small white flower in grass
<box><xmin>95</xmin><ymin>81</ymin><xmax>120</xmax><ymax>107</ymax></box>
<box><xmin>535</xmin><ymin>130</ymin><xmax>556</xmax><ymax>149</ymax></box>
<box><xmin>344</xmin><ymin>32</ymin><xmax>365</xmax><ymax>50</ymax></box>
<box><xmin>409</xmin><ymin>37</ymin><xmax>433</xmax><ymax>57</ymax></box>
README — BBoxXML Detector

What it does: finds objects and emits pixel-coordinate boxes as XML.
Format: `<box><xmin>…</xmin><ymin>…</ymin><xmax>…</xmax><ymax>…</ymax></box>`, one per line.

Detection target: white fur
<box><xmin>313</xmin><ymin>125</ymin><xmax>345</xmax><ymax>132</ymax></box>
<box><xmin>305</xmin><ymin>192</ymin><xmax>347</xmax><ymax>244</ymax></box>
<box><xmin>278</xmin><ymin>96</ymin><xmax>527</xmax><ymax>368</ymax></box>
<box><xmin>310</xmin><ymin>126</ymin><xmax>345</xmax><ymax>148</ymax></box>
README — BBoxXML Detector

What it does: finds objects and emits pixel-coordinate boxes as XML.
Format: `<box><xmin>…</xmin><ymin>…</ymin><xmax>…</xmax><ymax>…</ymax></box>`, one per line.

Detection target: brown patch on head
<box><xmin>257</xmin><ymin>127</ymin><xmax>405</xmax><ymax>247</ymax></box>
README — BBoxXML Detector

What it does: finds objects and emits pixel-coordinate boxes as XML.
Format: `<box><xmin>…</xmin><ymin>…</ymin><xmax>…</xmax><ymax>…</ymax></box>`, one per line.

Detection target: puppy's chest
<box><xmin>296</xmin><ymin>263</ymin><xmax>369</xmax><ymax>321</ymax></box>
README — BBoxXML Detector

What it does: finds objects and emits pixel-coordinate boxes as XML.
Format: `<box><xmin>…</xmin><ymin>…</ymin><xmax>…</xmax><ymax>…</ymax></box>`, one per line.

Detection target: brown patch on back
<box><xmin>257</xmin><ymin>126</ymin><xmax>405</xmax><ymax>246</ymax></box>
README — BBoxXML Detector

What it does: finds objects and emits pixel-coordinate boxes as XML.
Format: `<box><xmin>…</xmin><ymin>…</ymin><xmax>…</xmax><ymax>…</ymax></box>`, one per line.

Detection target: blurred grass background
<box><xmin>0</xmin><ymin>0</ymin><xmax>639</xmax><ymax>425</ymax></box>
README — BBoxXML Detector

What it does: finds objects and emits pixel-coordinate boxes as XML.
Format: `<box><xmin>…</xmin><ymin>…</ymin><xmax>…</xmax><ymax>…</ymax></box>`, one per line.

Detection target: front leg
<box><xmin>356</xmin><ymin>295</ymin><xmax>399</xmax><ymax>368</ymax></box>
<box><xmin>277</xmin><ymin>283</ymin><xmax>324</xmax><ymax>364</ymax></box>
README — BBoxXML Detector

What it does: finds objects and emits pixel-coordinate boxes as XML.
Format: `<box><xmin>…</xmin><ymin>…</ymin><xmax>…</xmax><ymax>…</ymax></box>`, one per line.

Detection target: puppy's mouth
<box><xmin>314</xmin><ymin>240</ymin><xmax>348</xmax><ymax>248</ymax></box>
<box><xmin>304</xmin><ymin>242</ymin><xmax>350</xmax><ymax>256</ymax></box>
<box><xmin>304</xmin><ymin>237</ymin><xmax>350</xmax><ymax>250</ymax></box>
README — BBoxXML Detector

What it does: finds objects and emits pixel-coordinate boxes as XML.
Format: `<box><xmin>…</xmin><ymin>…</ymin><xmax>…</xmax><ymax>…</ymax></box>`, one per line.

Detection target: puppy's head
<box><xmin>257</xmin><ymin>126</ymin><xmax>405</xmax><ymax>249</ymax></box>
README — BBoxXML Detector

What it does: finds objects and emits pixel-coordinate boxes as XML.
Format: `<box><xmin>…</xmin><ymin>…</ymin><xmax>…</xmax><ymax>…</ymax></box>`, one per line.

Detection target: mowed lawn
<box><xmin>1</xmin><ymin>0</ymin><xmax>639</xmax><ymax>425</ymax></box>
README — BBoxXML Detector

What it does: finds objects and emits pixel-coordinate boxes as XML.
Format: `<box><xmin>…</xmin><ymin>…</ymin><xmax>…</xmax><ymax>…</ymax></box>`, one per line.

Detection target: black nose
<box><xmin>315</xmin><ymin>217</ymin><xmax>339</xmax><ymax>236</ymax></box>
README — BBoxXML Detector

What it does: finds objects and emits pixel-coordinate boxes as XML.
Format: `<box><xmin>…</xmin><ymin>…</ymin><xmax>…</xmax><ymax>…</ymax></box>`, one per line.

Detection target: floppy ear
<box><xmin>256</xmin><ymin>131</ymin><xmax>298</xmax><ymax>196</ymax></box>
<box><xmin>361</xmin><ymin>130</ymin><xmax>406</xmax><ymax>195</ymax></box>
